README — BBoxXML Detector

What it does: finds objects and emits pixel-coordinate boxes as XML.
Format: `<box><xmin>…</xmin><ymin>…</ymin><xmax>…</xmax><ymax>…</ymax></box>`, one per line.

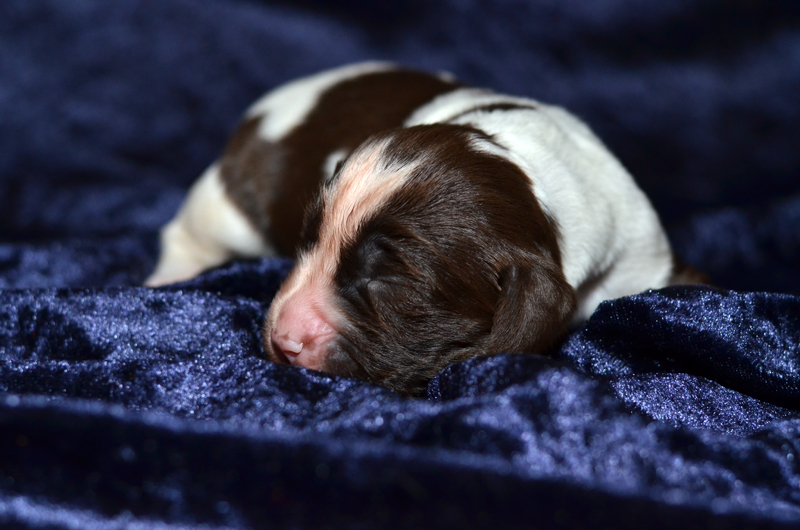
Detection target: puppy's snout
<box><xmin>268</xmin><ymin>291</ymin><xmax>337</xmax><ymax>371</ymax></box>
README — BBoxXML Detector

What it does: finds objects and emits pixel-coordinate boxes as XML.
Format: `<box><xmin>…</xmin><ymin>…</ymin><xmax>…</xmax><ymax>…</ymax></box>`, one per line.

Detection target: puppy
<box><xmin>147</xmin><ymin>62</ymin><xmax>702</xmax><ymax>396</ymax></box>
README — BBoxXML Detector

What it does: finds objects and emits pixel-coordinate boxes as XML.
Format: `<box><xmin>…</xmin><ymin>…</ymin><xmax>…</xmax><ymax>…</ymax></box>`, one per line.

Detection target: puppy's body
<box><xmin>147</xmin><ymin>62</ymin><xmax>695</xmax><ymax>396</ymax></box>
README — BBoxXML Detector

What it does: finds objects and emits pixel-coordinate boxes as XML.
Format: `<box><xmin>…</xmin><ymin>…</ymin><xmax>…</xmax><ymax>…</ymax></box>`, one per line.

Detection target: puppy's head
<box><xmin>263</xmin><ymin>124</ymin><xmax>576</xmax><ymax>396</ymax></box>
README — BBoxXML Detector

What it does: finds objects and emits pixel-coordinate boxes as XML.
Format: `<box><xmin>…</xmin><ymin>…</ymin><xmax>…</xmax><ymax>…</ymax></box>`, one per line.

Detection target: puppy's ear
<box><xmin>489</xmin><ymin>255</ymin><xmax>576</xmax><ymax>356</ymax></box>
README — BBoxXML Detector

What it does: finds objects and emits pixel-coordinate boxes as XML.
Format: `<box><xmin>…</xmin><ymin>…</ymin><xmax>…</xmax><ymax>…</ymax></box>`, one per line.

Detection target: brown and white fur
<box><xmin>146</xmin><ymin>62</ymin><xmax>702</xmax><ymax>396</ymax></box>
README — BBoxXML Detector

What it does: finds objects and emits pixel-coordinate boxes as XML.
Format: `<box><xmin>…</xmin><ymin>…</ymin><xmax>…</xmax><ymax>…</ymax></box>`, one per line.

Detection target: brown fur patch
<box><xmin>670</xmin><ymin>257</ymin><xmax>711</xmax><ymax>285</ymax></box>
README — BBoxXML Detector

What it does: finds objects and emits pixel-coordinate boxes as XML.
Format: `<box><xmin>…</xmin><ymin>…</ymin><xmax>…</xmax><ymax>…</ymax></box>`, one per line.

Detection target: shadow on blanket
<box><xmin>1</xmin><ymin>1</ymin><xmax>800</xmax><ymax>528</ymax></box>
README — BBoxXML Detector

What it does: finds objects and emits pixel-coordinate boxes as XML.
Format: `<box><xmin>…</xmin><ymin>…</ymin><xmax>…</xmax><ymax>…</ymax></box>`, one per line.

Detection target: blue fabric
<box><xmin>2</xmin><ymin>1</ymin><xmax>800</xmax><ymax>528</ymax></box>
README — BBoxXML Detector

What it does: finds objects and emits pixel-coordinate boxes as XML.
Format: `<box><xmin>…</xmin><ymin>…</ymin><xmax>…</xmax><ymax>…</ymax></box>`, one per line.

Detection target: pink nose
<box><xmin>270</xmin><ymin>331</ymin><xmax>305</xmax><ymax>363</ymax></box>
<box><xmin>269</xmin><ymin>292</ymin><xmax>337</xmax><ymax>370</ymax></box>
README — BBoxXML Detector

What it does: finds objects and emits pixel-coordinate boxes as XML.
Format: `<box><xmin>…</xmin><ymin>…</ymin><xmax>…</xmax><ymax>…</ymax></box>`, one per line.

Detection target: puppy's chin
<box><xmin>318</xmin><ymin>336</ymin><xmax>371</xmax><ymax>381</ymax></box>
<box><xmin>263</xmin><ymin>333</ymin><xmax>290</xmax><ymax>365</ymax></box>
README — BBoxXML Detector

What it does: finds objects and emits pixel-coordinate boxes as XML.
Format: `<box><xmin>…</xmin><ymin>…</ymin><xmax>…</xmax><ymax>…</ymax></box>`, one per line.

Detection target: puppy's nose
<box><xmin>269</xmin><ymin>293</ymin><xmax>337</xmax><ymax>370</ymax></box>
<box><xmin>270</xmin><ymin>332</ymin><xmax>305</xmax><ymax>363</ymax></box>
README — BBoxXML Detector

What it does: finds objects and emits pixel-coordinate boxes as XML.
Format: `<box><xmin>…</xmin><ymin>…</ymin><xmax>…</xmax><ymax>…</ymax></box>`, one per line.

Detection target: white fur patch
<box><xmin>246</xmin><ymin>62</ymin><xmax>397</xmax><ymax>142</ymax></box>
<box><xmin>404</xmin><ymin>87</ymin><xmax>533</xmax><ymax>127</ymax></box>
<box><xmin>145</xmin><ymin>164</ymin><xmax>273</xmax><ymax>286</ymax></box>
<box><xmin>322</xmin><ymin>148</ymin><xmax>349</xmax><ymax>182</ymax></box>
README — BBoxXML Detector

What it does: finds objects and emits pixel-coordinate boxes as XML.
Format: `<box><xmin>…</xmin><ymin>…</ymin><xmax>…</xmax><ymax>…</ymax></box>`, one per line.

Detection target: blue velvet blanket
<box><xmin>2</xmin><ymin>1</ymin><xmax>800</xmax><ymax>528</ymax></box>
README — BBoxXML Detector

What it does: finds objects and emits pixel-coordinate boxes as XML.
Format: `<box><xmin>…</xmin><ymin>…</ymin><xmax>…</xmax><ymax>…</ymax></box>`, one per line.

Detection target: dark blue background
<box><xmin>1</xmin><ymin>1</ymin><xmax>799</xmax><ymax>528</ymax></box>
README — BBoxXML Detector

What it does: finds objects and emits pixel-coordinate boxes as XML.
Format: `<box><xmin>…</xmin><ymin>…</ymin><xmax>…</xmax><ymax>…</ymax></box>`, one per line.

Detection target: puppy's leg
<box><xmin>145</xmin><ymin>164</ymin><xmax>273</xmax><ymax>287</ymax></box>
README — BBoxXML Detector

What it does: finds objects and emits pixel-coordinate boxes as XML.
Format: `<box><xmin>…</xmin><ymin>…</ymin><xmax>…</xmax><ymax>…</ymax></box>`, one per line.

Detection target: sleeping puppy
<box><xmin>146</xmin><ymin>62</ymin><xmax>702</xmax><ymax>396</ymax></box>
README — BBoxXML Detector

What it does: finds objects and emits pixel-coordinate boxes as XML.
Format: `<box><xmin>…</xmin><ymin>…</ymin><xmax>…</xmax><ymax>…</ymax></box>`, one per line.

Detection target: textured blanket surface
<box><xmin>2</xmin><ymin>1</ymin><xmax>800</xmax><ymax>528</ymax></box>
